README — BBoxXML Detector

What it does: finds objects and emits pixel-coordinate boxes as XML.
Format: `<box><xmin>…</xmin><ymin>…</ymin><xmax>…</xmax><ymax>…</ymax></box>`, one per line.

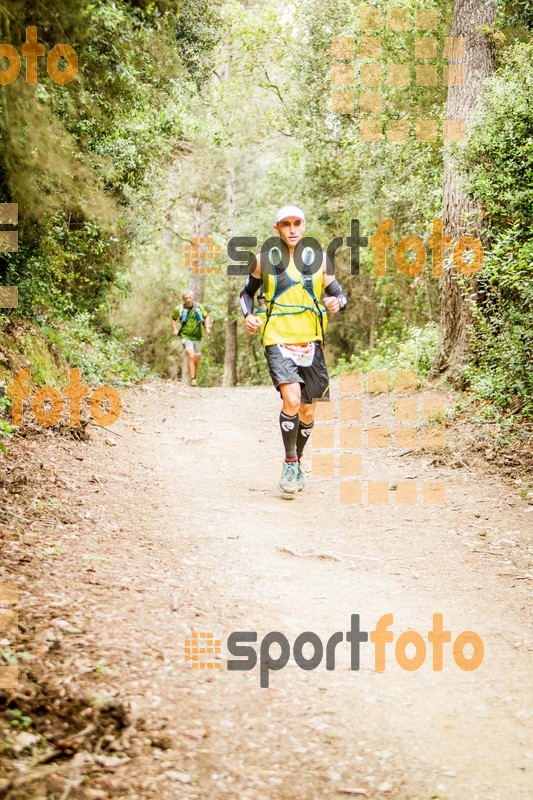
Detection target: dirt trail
<box><xmin>2</xmin><ymin>379</ymin><xmax>532</xmax><ymax>799</ymax></box>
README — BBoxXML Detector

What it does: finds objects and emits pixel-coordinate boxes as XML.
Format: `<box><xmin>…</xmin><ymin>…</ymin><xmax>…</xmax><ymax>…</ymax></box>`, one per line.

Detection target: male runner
<box><xmin>171</xmin><ymin>290</ymin><xmax>211</xmax><ymax>386</ymax></box>
<box><xmin>239</xmin><ymin>205</ymin><xmax>349</xmax><ymax>493</ymax></box>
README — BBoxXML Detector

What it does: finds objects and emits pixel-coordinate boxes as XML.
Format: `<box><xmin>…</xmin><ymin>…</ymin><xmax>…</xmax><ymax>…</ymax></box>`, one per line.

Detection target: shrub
<box><xmin>334</xmin><ymin>322</ymin><xmax>438</xmax><ymax>379</ymax></box>
<box><xmin>460</xmin><ymin>42</ymin><xmax>533</xmax><ymax>416</ymax></box>
<box><xmin>46</xmin><ymin>313</ymin><xmax>149</xmax><ymax>387</ymax></box>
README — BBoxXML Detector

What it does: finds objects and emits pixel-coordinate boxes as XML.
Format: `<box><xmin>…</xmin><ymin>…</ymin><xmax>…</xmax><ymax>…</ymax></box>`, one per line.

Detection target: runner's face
<box><xmin>275</xmin><ymin>216</ymin><xmax>306</xmax><ymax>249</ymax></box>
<box><xmin>183</xmin><ymin>293</ymin><xmax>193</xmax><ymax>307</ymax></box>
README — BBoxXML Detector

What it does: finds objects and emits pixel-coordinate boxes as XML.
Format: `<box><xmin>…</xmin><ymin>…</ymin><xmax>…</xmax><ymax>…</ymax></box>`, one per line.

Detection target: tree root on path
<box><xmin>276</xmin><ymin>546</ymin><xmax>380</xmax><ymax>565</ymax></box>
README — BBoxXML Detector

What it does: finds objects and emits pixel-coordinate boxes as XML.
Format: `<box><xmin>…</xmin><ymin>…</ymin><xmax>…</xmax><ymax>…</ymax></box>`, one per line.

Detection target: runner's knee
<box><xmin>280</xmin><ymin>384</ymin><xmax>301</xmax><ymax>415</ymax></box>
<box><xmin>284</xmin><ymin>401</ymin><xmax>299</xmax><ymax>416</ymax></box>
<box><xmin>299</xmin><ymin>404</ymin><xmax>315</xmax><ymax>424</ymax></box>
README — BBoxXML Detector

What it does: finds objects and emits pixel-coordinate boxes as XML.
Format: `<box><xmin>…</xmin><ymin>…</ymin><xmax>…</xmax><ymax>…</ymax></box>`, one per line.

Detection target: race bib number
<box><xmin>277</xmin><ymin>342</ymin><xmax>316</xmax><ymax>368</ymax></box>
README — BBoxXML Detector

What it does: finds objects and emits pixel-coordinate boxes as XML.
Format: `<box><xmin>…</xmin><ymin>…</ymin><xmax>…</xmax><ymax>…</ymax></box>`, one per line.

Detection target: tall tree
<box><xmin>190</xmin><ymin>198</ymin><xmax>211</xmax><ymax>303</ymax></box>
<box><xmin>223</xmin><ymin>163</ymin><xmax>238</xmax><ymax>386</ymax></box>
<box><xmin>432</xmin><ymin>0</ymin><xmax>498</xmax><ymax>377</ymax></box>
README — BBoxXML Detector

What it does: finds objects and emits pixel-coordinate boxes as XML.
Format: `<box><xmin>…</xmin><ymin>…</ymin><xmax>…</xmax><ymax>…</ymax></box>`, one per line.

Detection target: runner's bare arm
<box><xmin>240</xmin><ymin>254</ymin><xmax>263</xmax><ymax>333</ymax></box>
<box><xmin>204</xmin><ymin>313</ymin><xmax>212</xmax><ymax>336</ymax></box>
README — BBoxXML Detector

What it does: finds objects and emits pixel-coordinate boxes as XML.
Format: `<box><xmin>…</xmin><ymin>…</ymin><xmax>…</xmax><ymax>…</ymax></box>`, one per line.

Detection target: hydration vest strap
<box><xmin>178</xmin><ymin>302</ymin><xmax>204</xmax><ymax>334</ymax></box>
<box><xmin>300</xmin><ymin>250</ymin><xmax>326</xmax><ymax>346</ymax></box>
<box><xmin>303</xmin><ymin>280</ymin><xmax>326</xmax><ymax>347</ymax></box>
<box><xmin>260</xmin><ymin>248</ymin><xmax>325</xmax><ymax>346</ymax></box>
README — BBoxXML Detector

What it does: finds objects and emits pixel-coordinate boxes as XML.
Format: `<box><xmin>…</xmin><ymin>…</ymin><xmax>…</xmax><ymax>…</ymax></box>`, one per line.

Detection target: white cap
<box><xmin>275</xmin><ymin>205</ymin><xmax>306</xmax><ymax>224</ymax></box>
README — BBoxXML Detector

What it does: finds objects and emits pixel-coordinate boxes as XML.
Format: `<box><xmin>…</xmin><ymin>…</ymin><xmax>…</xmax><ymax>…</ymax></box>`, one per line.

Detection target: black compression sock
<box><xmin>279</xmin><ymin>411</ymin><xmax>299</xmax><ymax>460</ymax></box>
<box><xmin>296</xmin><ymin>420</ymin><xmax>314</xmax><ymax>459</ymax></box>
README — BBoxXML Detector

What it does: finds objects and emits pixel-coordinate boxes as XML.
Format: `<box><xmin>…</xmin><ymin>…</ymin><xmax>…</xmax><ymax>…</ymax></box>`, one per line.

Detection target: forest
<box><xmin>0</xmin><ymin>0</ymin><xmax>530</xmax><ymax>429</ymax></box>
<box><xmin>0</xmin><ymin>3</ymin><xmax>532</xmax><ymax>798</ymax></box>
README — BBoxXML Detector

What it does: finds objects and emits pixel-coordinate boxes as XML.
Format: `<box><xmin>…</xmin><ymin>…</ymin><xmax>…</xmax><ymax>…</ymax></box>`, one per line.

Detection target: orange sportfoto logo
<box><xmin>6</xmin><ymin>368</ymin><xmax>121</xmax><ymax>428</ymax></box>
<box><xmin>185</xmin><ymin>631</ymin><xmax>222</xmax><ymax>670</ymax></box>
<box><xmin>188</xmin><ymin>615</ymin><xmax>484</xmax><ymax>688</ymax></box>
<box><xmin>0</xmin><ymin>27</ymin><xmax>78</xmax><ymax>86</ymax></box>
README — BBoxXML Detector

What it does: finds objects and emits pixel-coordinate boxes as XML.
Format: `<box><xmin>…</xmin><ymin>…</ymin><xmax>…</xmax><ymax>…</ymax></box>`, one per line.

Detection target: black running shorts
<box><xmin>264</xmin><ymin>342</ymin><xmax>330</xmax><ymax>404</ymax></box>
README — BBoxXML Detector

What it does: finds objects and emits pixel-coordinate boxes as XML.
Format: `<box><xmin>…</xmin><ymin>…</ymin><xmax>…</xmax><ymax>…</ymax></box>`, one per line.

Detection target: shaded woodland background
<box><xmin>0</xmin><ymin>0</ymin><xmax>531</xmax><ymax>442</ymax></box>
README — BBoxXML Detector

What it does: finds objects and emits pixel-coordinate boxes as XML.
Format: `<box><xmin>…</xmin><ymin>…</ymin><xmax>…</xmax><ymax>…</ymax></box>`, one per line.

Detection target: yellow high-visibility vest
<box><xmin>260</xmin><ymin>252</ymin><xmax>327</xmax><ymax>346</ymax></box>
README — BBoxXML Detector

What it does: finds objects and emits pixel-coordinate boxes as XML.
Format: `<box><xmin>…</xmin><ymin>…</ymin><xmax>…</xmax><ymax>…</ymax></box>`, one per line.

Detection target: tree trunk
<box><xmin>432</xmin><ymin>0</ymin><xmax>497</xmax><ymax>378</ymax></box>
<box><xmin>189</xmin><ymin>197</ymin><xmax>210</xmax><ymax>303</ymax></box>
<box><xmin>182</xmin><ymin>198</ymin><xmax>210</xmax><ymax>382</ymax></box>
<box><xmin>223</xmin><ymin>163</ymin><xmax>238</xmax><ymax>387</ymax></box>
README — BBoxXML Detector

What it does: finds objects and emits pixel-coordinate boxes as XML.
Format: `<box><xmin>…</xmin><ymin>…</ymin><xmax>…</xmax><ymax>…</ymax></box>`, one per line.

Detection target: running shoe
<box><xmin>296</xmin><ymin>461</ymin><xmax>305</xmax><ymax>492</ymax></box>
<box><xmin>190</xmin><ymin>378</ymin><xmax>197</xmax><ymax>386</ymax></box>
<box><xmin>278</xmin><ymin>460</ymin><xmax>299</xmax><ymax>494</ymax></box>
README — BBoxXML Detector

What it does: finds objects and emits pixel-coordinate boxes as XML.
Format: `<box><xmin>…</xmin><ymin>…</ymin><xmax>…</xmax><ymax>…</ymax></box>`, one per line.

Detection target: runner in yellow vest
<box><xmin>239</xmin><ymin>205</ymin><xmax>349</xmax><ymax>494</ymax></box>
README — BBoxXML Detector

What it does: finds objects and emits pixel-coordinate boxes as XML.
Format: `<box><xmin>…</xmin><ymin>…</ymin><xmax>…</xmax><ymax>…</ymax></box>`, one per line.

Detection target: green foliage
<box><xmin>498</xmin><ymin>0</ymin><xmax>533</xmax><ymax>33</ymax></box>
<box><xmin>45</xmin><ymin>313</ymin><xmax>148</xmax><ymax>386</ymax></box>
<box><xmin>0</xmin><ymin>0</ymin><xmax>218</xmax><ymax>379</ymax></box>
<box><xmin>0</xmin><ymin>394</ymin><xmax>13</xmax><ymax>456</ymax></box>
<box><xmin>6</xmin><ymin>708</ymin><xmax>32</xmax><ymax>729</ymax></box>
<box><xmin>268</xmin><ymin>0</ymin><xmax>446</xmax><ymax>362</ymax></box>
<box><xmin>463</xmin><ymin>233</ymin><xmax>533</xmax><ymax>415</ymax></box>
<box><xmin>174</xmin><ymin>0</ymin><xmax>223</xmax><ymax>87</ymax></box>
<box><xmin>0</xmin><ymin>0</ymin><xmax>528</xmax><ymax>406</ymax></box>
<box><xmin>461</xmin><ymin>43</ymin><xmax>533</xmax><ymax>416</ymax></box>
<box><xmin>0</xmin><ymin>0</ymin><xmax>188</xmax><ymax>320</ymax></box>
<box><xmin>462</xmin><ymin>45</ymin><xmax>533</xmax><ymax>229</ymax></box>
<box><xmin>333</xmin><ymin>322</ymin><xmax>438</xmax><ymax>379</ymax></box>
